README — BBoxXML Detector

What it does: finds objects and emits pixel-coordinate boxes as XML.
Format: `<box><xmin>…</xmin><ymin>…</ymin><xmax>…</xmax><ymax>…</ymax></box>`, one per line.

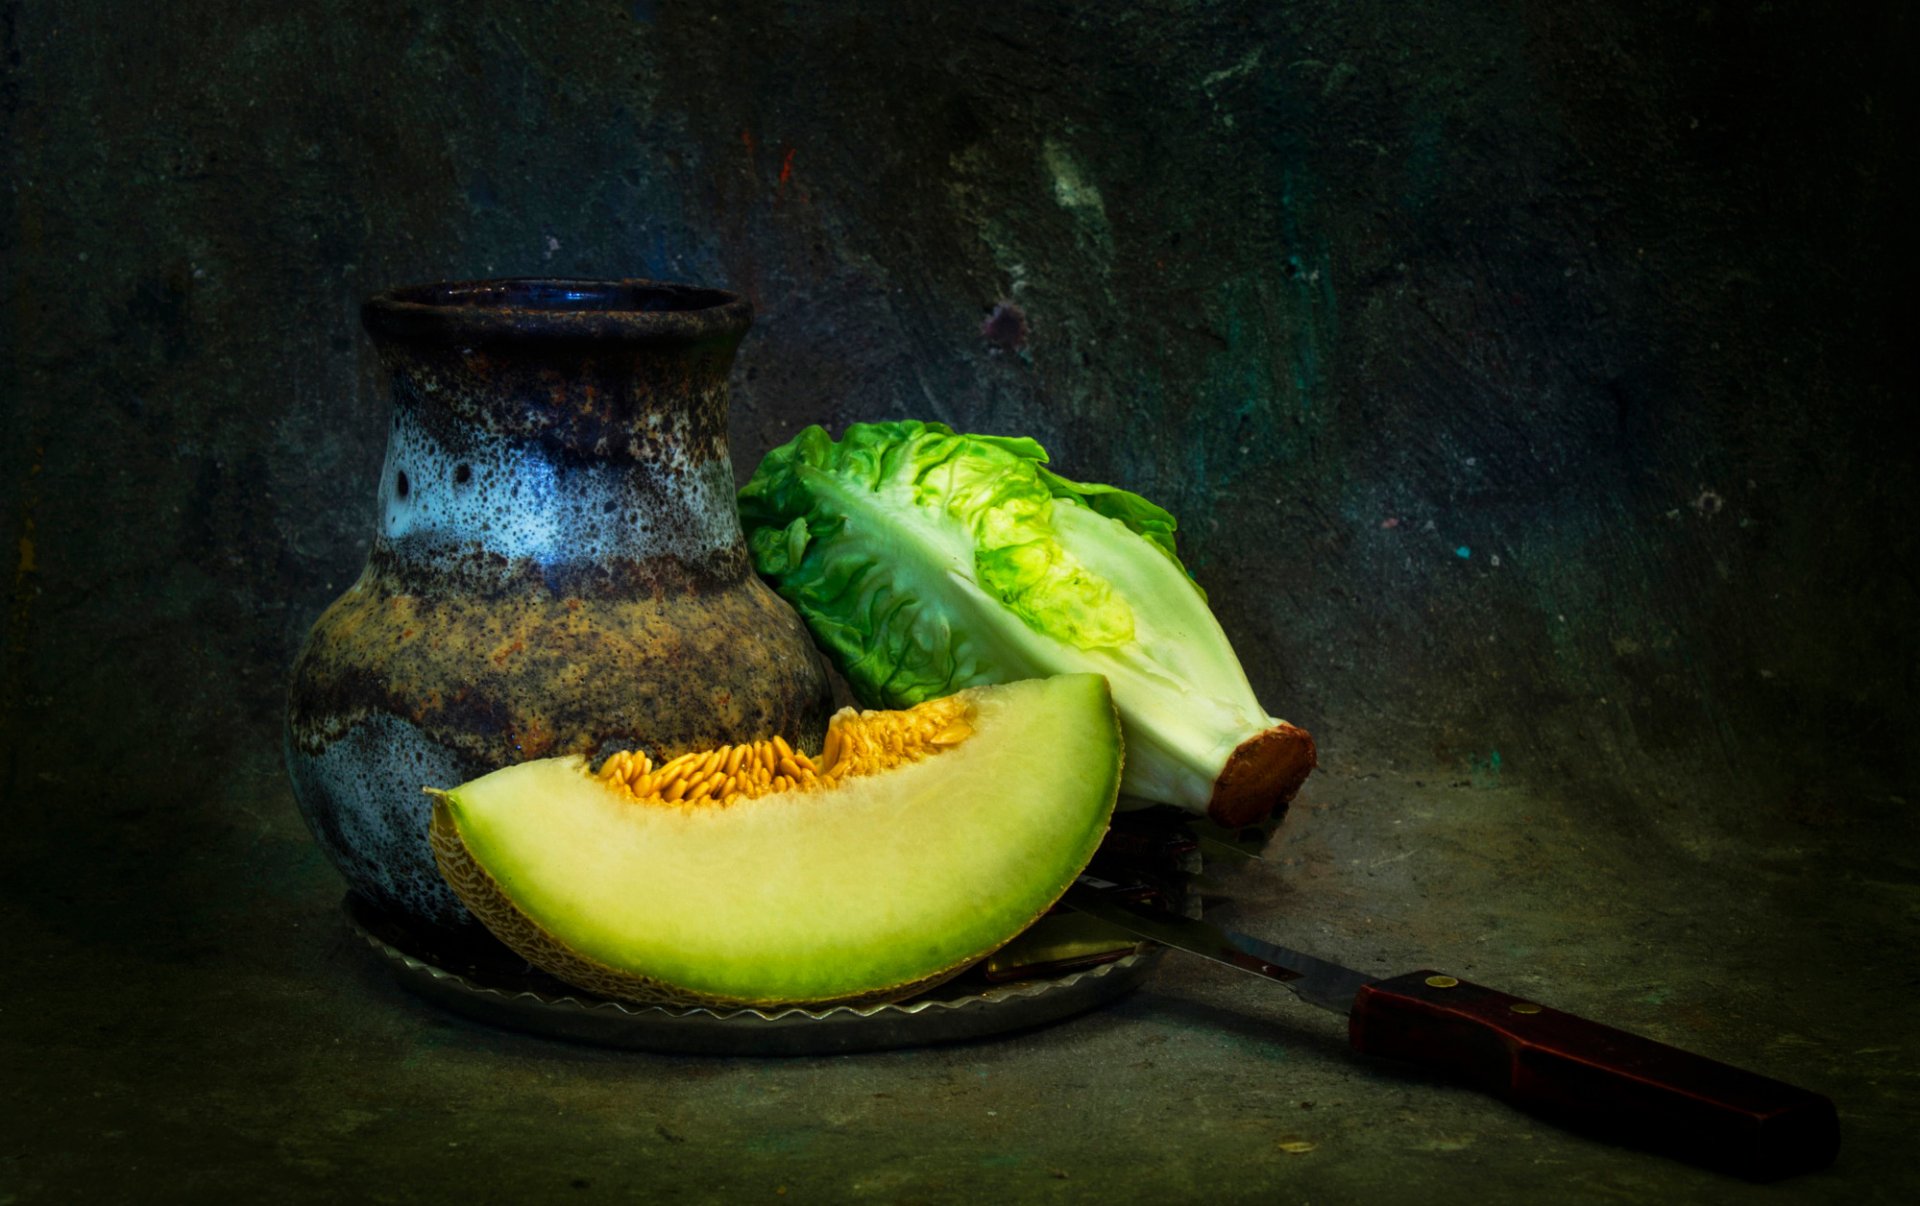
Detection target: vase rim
<box><xmin>362</xmin><ymin>277</ymin><xmax>753</xmax><ymax>347</ymax></box>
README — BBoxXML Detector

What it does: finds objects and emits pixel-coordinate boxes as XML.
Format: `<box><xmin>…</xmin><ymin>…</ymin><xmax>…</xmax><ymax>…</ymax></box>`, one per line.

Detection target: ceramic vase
<box><xmin>285</xmin><ymin>278</ymin><xmax>833</xmax><ymax>933</ymax></box>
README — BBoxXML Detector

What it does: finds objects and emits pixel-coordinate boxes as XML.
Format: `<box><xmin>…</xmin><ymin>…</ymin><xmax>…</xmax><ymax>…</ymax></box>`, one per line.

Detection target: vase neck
<box><xmin>365</xmin><ymin>338</ymin><xmax>749</xmax><ymax>595</ymax></box>
<box><xmin>372</xmin><ymin>335</ymin><xmax>740</xmax><ymax>453</ymax></box>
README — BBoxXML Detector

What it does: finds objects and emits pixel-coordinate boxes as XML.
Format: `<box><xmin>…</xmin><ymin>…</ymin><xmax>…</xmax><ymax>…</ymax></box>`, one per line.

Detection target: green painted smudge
<box><xmin>1468</xmin><ymin>749</ymin><xmax>1503</xmax><ymax>788</ymax></box>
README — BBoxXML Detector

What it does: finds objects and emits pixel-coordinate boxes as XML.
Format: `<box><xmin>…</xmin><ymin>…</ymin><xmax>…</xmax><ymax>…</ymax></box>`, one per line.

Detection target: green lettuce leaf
<box><xmin>739</xmin><ymin>420</ymin><xmax>1284</xmax><ymax>813</ymax></box>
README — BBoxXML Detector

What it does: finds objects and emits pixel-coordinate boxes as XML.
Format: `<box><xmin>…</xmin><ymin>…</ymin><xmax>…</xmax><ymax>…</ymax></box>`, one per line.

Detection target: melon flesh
<box><xmin>429</xmin><ymin>673</ymin><xmax>1121</xmax><ymax>1007</ymax></box>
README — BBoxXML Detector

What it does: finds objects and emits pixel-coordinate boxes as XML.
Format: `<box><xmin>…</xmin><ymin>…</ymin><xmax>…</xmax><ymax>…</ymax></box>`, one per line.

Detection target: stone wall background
<box><xmin>3</xmin><ymin>1</ymin><xmax>1912</xmax><ymax>881</ymax></box>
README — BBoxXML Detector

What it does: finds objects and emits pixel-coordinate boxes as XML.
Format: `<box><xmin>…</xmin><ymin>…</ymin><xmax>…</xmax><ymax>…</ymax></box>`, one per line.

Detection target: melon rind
<box><xmin>428</xmin><ymin>673</ymin><xmax>1121</xmax><ymax>1008</ymax></box>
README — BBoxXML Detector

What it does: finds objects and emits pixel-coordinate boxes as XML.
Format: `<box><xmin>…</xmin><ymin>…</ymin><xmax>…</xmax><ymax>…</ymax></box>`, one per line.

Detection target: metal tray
<box><xmin>346</xmin><ymin>893</ymin><xmax>1162</xmax><ymax>1055</ymax></box>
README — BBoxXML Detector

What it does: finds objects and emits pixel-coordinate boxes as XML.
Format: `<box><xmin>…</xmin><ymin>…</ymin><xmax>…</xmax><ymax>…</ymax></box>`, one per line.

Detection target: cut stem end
<box><xmin>1207</xmin><ymin>722</ymin><xmax>1317</xmax><ymax>828</ymax></box>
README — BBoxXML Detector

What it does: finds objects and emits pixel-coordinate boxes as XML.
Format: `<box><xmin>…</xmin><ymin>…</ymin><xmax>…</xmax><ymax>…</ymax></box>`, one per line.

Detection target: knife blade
<box><xmin>1060</xmin><ymin>879</ymin><xmax>1376</xmax><ymax>1014</ymax></box>
<box><xmin>1061</xmin><ymin>878</ymin><xmax>1840</xmax><ymax>1182</ymax></box>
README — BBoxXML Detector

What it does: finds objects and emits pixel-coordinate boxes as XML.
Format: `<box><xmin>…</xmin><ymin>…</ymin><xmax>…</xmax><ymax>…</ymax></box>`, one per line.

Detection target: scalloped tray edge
<box><xmin>348</xmin><ymin>897</ymin><xmax>1161</xmax><ymax>1055</ymax></box>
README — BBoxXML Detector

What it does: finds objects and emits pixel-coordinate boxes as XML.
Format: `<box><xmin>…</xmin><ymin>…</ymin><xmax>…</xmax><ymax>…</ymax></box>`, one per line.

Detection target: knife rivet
<box><xmin>1510</xmin><ymin>1002</ymin><xmax>1542</xmax><ymax>1015</ymax></box>
<box><xmin>1424</xmin><ymin>974</ymin><xmax>1459</xmax><ymax>988</ymax></box>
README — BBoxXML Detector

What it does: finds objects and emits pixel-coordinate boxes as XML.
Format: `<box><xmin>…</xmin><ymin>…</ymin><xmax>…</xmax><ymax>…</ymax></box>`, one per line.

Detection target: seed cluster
<box><xmin>595</xmin><ymin>694</ymin><xmax>975</xmax><ymax>809</ymax></box>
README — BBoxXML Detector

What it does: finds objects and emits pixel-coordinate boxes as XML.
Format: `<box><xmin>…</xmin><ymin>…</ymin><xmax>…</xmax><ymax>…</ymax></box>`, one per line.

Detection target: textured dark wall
<box><xmin>2</xmin><ymin>0</ymin><xmax>1911</xmax><ymax>869</ymax></box>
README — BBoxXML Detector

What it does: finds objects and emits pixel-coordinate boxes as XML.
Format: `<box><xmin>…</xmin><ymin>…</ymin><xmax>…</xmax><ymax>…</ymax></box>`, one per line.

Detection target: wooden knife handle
<box><xmin>1348</xmin><ymin>971</ymin><xmax>1840</xmax><ymax>1181</ymax></box>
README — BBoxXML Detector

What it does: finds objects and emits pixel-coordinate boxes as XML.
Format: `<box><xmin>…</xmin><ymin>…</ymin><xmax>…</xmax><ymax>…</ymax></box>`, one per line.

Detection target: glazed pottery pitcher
<box><xmin>286</xmin><ymin>279</ymin><xmax>833</xmax><ymax>935</ymax></box>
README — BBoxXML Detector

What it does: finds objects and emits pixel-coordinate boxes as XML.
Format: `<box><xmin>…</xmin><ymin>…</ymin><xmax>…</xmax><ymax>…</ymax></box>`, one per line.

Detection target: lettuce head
<box><xmin>738</xmin><ymin>421</ymin><xmax>1314</xmax><ymax>824</ymax></box>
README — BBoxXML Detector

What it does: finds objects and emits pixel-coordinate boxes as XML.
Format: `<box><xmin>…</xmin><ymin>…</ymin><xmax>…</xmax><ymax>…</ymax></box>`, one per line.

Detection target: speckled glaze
<box><xmin>286</xmin><ymin>279</ymin><xmax>833</xmax><ymax>934</ymax></box>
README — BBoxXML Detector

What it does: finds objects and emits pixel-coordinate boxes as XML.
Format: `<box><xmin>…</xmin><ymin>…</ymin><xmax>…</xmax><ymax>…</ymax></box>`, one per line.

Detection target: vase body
<box><xmin>286</xmin><ymin>279</ymin><xmax>833</xmax><ymax>933</ymax></box>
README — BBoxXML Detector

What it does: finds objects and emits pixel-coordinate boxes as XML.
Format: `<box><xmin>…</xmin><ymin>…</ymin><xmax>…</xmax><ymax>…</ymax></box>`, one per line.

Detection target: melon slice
<box><xmin>428</xmin><ymin>673</ymin><xmax>1121</xmax><ymax>1008</ymax></box>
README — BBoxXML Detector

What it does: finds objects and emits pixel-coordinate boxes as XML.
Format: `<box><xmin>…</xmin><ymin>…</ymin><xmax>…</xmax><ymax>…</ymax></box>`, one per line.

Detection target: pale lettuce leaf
<box><xmin>739</xmin><ymin>420</ymin><xmax>1278</xmax><ymax>812</ymax></box>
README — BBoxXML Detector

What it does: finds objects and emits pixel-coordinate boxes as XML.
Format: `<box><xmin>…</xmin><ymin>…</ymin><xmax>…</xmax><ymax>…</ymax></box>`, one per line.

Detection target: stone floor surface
<box><xmin>4</xmin><ymin>753</ymin><xmax>1915</xmax><ymax>1205</ymax></box>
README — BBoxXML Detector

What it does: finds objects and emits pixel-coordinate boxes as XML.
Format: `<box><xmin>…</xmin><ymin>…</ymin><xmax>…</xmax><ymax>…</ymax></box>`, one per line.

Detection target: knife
<box><xmin>1061</xmin><ymin>879</ymin><xmax>1840</xmax><ymax>1182</ymax></box>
